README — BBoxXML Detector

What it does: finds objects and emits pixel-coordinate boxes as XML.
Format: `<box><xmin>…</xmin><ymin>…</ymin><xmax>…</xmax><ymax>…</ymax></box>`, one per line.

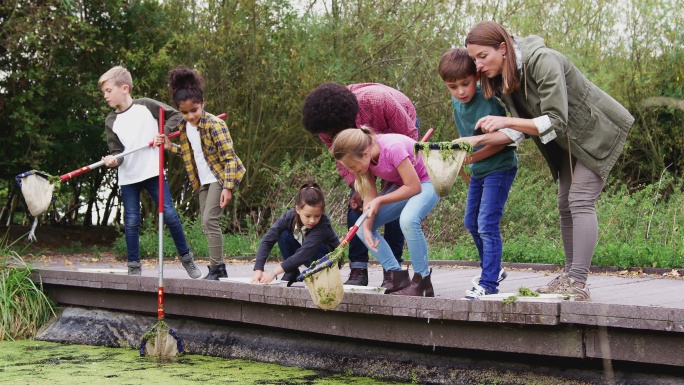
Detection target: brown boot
<box><xmin>390</xmin><ymin>271</ymin><xmax>435</xmax><ymax>297</ymax></box>
<box><xmin>381</xmin><ymin>269</ymin><xmax>392</xmax><ymax>288</ymax></box>
<box><xmin>382</xmin><ymin>269</ymin><xmax>410</xmax><ymax>294</ymax></box>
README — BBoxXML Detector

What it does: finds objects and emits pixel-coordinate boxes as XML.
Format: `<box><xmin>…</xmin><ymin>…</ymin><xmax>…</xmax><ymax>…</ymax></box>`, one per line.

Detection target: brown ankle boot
<box><xmin>383</xmin><ymin>269</ymin><xmax>410</xmax><ymax>294</ymax></box>
<box><xmin>390</xmin><ymin>271</ymin><xmax>435</xmax><ymax>297</ymax></box>
<box><xmin>381</xmin><ymin>269</ymin><xmax>392</xmax><ymax>288</ymax></box>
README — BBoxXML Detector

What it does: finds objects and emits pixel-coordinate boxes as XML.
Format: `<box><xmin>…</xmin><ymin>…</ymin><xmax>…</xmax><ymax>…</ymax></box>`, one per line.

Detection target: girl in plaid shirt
<box><xmin>157</xmin><ymin>66</ymin><xmax>245</xmax><ymax>280</ymax></box>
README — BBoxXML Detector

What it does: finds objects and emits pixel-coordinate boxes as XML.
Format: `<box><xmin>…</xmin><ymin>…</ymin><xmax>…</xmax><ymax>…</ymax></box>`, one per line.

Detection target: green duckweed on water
<box><xmin>0</xmin><ymin>340</ymin><xmax>410</xmax><ymax>385</ymax></box>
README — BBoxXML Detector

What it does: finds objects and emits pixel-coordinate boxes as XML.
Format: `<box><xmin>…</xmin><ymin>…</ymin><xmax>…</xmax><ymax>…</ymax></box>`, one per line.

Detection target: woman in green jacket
<box><xmin>461</xmin><ymin>21</ymin><xmax>634</xmax><ymax>301</ymax></box>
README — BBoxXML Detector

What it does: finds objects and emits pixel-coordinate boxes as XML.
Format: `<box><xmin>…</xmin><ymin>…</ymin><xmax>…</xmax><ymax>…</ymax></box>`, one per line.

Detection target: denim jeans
<box><xmin>277</xmin><ymin>229</ymin><xmax>328</xmax><ymax>272</ymax></box>
<box><xmin>464</xmin><ymin>168</ymin><xmax>517</xmax><ymax>292</ymax></box>
<box><xmin>347</xmin><ymin>188</ymin><xmax>404</xmax><ymax>269</ymax></box>
<box><xmin>356</xmin><ymin>182</ymin><xmax>439</xmax><ymax>277</ymax></box>
<box><xmin>120</xmin><ymin>176</ymin><xmax>190</xmax><ymax>263</ymax></box>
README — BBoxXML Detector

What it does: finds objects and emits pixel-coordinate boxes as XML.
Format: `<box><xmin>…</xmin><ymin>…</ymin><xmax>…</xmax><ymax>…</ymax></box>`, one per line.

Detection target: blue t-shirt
<box><xmin>452</xmin><ymin>86</ymin><xmax>518</xmax><ymax>179</ymax></box>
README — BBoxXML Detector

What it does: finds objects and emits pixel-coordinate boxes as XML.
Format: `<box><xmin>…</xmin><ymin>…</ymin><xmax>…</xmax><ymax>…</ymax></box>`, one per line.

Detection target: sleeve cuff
<box><xmin>499</xmin><ymin>128</ymin><xmax>525</xmax><ymax>146</ymax></box>
<box><xmin>533</xmin><ymin>115</ymin><xmax>557</xmax><ymax>144</ymax></box>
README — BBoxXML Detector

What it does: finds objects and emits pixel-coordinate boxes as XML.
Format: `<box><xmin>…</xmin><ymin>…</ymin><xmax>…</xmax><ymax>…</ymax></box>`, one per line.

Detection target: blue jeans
<box><xmin>348</xmin><ymin>188</ymin><xmax>404</xmax><ymax>269</ymax></box>
<box><xmin>464</xmin><ymin>168</ymin><xmax>517</xmax><ymax>292</ymax></box>
<box><xmin>278</xmin><ymin>229</ymin><xmax>328</xmax><ymax>272</ymax></box>
<box><xmin>120</xmin><ymin>176</ymin><xmax>190</xmax><ymax>263</ymax></box>
<box><xmin>356</xmin><ymin>182</ymin><xmax>439</xmax><ymax>277</ymax></box>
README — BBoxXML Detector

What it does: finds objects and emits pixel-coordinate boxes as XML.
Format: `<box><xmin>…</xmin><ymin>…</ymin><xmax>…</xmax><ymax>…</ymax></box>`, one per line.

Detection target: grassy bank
<box><xmin>0</xmin><ymin>237</ymin><xmax>55</xmax><ymax>341</ymax></box>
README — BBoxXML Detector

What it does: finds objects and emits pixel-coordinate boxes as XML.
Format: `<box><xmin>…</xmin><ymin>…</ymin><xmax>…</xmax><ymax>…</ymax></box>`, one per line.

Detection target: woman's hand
<box><xmin>475</xmin><ymin>115</ymin><xmax>510</xmax><ymax>133</ymax></box>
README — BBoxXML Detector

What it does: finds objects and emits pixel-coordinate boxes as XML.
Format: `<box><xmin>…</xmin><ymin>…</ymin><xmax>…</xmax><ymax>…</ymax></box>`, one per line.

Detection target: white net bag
<box><xmin>415</xmin><ymin>142</ymin><xmax>473</xmax><ymax>198</ymax></box>
<box><xmin>303</xmin><ymin>263</ymin><xmax>344</xmax><ymax>310</ymax></box>
<box><xmin>16</xmin><ymin>171</ymin><xmax>57</xmax><ymax>217</ymax></box>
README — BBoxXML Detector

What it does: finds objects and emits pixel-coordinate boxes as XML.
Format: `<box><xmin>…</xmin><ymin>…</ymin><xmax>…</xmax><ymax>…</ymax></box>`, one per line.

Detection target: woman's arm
<box><xmin>465</xmin><ymin>144</ymin><xmax>508</xmax><ymax>164</ymax></box>
<box><xmin>454</xmin><ymin>131</ymin><xmax>515</xmax><ymax>147</ymax></box>
<box><xmin>475</xmin><ymin>116</ymin><xmax>538</xmax><ymax>135</ymax></box>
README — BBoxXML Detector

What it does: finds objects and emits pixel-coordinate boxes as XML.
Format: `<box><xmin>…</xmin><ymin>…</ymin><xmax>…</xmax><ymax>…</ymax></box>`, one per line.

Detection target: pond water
<box><xmin>0</xmin><ymin>340</ymin><xmax>410</xmax><ymax>385</ymax></box>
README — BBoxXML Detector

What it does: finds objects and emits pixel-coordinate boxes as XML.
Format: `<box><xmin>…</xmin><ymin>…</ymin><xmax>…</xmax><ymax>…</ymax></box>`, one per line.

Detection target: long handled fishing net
<box><xmin>14</xmin><ymin>113</ymin><xmax>225</xmax><ymax>242</ymax></box>
<box><xmin>297</xmin><ymin>211</ymin><xmax>369</xmax><ymax>310</ymax></box>
<box><xmin>139</xmin><ymin>107</ymin><xmax>183</xmax><ymax>357</ymax></box>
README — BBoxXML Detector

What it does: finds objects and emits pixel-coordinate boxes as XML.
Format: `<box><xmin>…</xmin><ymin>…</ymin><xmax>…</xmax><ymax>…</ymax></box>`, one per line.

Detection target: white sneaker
<box><xmin>464</xmin><ymin>284</ymin><xmax>498</xmax><ymax>300</ymax></box>
<box><xmin>471</xmin><ymin>268</ymin><xmax>508</xmax><ymax>287</ymax></box>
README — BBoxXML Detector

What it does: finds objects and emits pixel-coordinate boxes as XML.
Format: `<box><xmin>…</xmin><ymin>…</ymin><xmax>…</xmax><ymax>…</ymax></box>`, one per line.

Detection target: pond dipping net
<box><xmin>414</xmin><ymin>142</ymin><xmax>473</xmax><ymax>198</ymax></box>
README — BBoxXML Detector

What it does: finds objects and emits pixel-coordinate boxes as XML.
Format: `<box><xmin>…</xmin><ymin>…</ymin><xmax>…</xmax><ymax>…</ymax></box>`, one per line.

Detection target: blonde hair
<box><xmin>98</xmin><ymin>66</ymin><xmax>133</xmax><ymax>90</ymax></box>
<box><xmin>465</xmin><ymin>21</ymin><xmax>520</xmax><ymax>98</ymax></box>
<box><xmin>331</xmin><ymin>126</ymin><xmax>375</xmax><ymax>198</ymax></box>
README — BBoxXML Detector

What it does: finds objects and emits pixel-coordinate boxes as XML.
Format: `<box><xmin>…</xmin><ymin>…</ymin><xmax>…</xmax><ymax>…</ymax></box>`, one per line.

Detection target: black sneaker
<box><xmin>344</xmin><ymin>268</ymin><xmax>368</xmax><ymax>286</ymax></box>
<box><xmin>203</xmin><ymin>263</ymin><xmax>227</xmax><ymax>280</ymax></box>
<box><xmin>280</xmin><ymin>271</ymin><xmax>299</xmax><ymax>284</ymax></box>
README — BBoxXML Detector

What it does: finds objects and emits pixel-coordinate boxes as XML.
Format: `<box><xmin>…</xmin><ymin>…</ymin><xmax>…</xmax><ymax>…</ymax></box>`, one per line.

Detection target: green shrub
<box><xmin>0</xmin><ymin>233</ymin><xmax>56</xmax><ymax>341</ymax></box>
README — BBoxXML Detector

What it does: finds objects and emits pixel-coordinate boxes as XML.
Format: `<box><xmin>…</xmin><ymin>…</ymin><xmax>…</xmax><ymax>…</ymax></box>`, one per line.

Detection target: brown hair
<box><xmin>331</xmin><ymin>126</ymin><xmax>375</xmax><ymax>198</ymax></box>
<box><xmin>98</xmin><ymin>66</ymin><xmax>133</xmax><ymax>90</ymax></box>
<box><xmin>168</xmin><ymin>66</ymin><xmax>205</xmax><ymax>107</ymax></box>
<box><xmin>465</xmin><ymin>21</ymin><xmax>520</xmax><ymax>98</ymax></box>
<box><xmin>438</xmin><ymin>47</ymin><xmax>477</xmax><ymax>82</ymax></box>
<box><xmin>293</xmin><ymin>181</ymin><xmax>325</xmax><ymax>229</ymax></box>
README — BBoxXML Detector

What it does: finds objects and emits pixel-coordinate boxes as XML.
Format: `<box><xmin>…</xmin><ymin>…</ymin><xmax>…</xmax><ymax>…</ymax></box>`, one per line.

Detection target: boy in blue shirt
<box><xmin>439</xmin><ymin>48</ymin><xmax>522</xmax><ymax>299</ymax></box>
<box><xmin>98</xmin><ymin>66</ymin><xmax>201</xmax><ymax>278</ymax></box>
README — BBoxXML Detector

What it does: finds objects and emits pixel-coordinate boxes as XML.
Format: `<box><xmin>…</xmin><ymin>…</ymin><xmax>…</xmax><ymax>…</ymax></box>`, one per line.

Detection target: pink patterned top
<box><xmin>369</xmin><ymin>134</ymin><xmax>429</xmax><ymax>186</ymax></box>
<box><xmin>319</xmin><ymin>83</ymin><xmax>418</xmax><ymax>186</ymax></box>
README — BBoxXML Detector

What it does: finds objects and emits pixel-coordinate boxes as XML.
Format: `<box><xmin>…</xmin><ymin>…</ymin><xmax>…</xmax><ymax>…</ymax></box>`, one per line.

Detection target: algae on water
<box><xmin>0</xmin><ymin>340</ymin><xmax>411</xmax><ymax>384</ymax></box>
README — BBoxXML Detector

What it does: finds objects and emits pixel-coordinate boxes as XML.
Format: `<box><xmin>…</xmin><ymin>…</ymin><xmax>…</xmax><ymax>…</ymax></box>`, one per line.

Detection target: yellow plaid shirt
<box><xmin>170</xmin><ymin>111</ymin><xmax>245</xmax><ymax>191</ymax></box>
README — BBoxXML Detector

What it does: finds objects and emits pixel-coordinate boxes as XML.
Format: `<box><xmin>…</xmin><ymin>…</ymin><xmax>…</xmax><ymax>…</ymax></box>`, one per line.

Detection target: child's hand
<box><xmin>349</xmin><ymin>190</ymin><xmax>363</xmax><ymax>211</ymax></box>
<box><xmin>251</xmin><ymin>270</ymin><xmax>263</xmax><ymax>283</ymax></box>
<box><xmin>154</xmin><ymin>134</ymin><xmax>171</xmax><ymax>150</ymax></box>
<box><xmin>220</xmin><ymin>189</ymin><xmax>232</xmax><ymax>208</ymax></box>
<box><xmin>364</xmin><ymin>198</ymin><xmax>382</xmax><ymax>220</ymax></box>
<box><xmin>259</xmin><ymin>271</ymin><xmax>276</xmax><ymax>284</ymax></box>
<box><xmin>102</xmin><ymin>155</ymin><xmax>119</xmax><ymax>168</ymax></box>
<box><xmin>362</xmin><ymin>228</ymin><xmax>379</xmax><ymax>252</ymax></box>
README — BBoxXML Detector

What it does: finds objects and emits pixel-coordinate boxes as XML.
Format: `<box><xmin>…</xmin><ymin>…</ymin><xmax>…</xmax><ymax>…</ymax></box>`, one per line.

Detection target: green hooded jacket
<box><xmin>500</xmin><ymin>35</ymin><xmax>634</xmax><ymax>181</ymax></box>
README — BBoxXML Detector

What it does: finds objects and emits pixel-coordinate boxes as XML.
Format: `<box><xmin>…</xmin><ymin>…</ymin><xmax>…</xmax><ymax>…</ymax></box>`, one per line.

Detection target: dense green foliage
<box><xmin>0</xmin><ymin>236</ymin><xmax>55</xmax><ymax>341</ymax></box>
<box><xmin>1</xmin><ymin>0</ymin><xmax>682</xmax><ymax>267</ymax></box>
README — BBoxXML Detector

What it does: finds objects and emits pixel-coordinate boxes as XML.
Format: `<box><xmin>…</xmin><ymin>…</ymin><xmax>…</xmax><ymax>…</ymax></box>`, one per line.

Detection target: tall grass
<box><xmin>0</xmin><ymin>233</ymin><xmax>56</xmax><ymax>341</ymax></box>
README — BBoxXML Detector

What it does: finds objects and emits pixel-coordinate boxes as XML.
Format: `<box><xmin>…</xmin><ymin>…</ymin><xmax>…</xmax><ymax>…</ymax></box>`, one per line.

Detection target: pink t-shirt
<box><xmin>369</xmin><ymin>134</ymin><xmax>429</xmax><ymax>186</ymax></box>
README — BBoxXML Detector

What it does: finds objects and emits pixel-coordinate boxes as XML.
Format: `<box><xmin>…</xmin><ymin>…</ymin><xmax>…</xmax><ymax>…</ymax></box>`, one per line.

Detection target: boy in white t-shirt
<box><xmin>98</xmin><ymin>66</ymin><xmax>201</xmax><ymax>278</ymax></box>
